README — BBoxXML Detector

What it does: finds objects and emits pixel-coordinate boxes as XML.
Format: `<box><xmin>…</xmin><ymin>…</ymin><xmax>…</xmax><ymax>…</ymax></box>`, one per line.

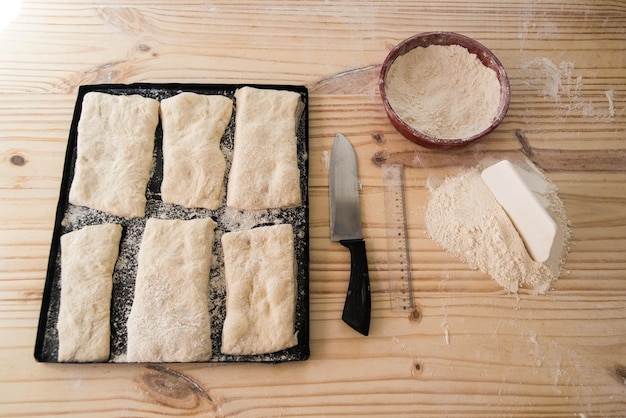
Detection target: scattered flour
<box><xmin>605</xmin><ymin>89</ymin><xmax>615</xmax><ymax>118</ymax></box>
<box><xmin>520</xmin><ymin>57</ymin><xmax>563</xmax><ymax>99</ymax></box>
<box><xmin>425</xmin><ymin>159</ymin><xmax>570</xmax><ymax>293</ymax></box>
<box><xmin>321</xmin><ymin>150</ymin><xmax>330</xmax><ymax>171</ymax></box>
<box><xmin>519</xmin><ymin>57</ymin><xmax>617</xmax><ymax>119</ymax></box>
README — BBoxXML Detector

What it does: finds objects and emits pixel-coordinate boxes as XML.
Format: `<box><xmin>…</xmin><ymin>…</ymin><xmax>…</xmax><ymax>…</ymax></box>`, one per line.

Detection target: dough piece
<box><xmin>69</xmin><ymin>92</ymin><xmax>160</xmax><ymax>218</ymax></box>
<box><xmin>57</xmin><ymin>223</ymin><xmax>122</xmax><ymax>362</ymax></box>
<box><xmin>160</xmin><ymin>92</ymin><xmax>233</xmax><ymax>210</ymax></box>
<box><xmin>126</xmin><ymin>217</ymin><xmax>216</xmax><ymax>362</ymax></box>
<box><xmin>227</xmin><ymin>86</ymin><xmax>304</xmax><ymax>209</ymax></box>
<box><xmin>221</xmin><ymin>224</ymin><xmax>298</xmax><ymax>355</ymax></box>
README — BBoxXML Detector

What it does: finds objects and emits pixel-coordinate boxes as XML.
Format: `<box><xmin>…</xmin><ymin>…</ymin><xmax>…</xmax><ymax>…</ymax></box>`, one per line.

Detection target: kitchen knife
<box><xmin>329</xmin><ymin>132</ymin><xmax>371</xmax><ymax>336</ymax></box>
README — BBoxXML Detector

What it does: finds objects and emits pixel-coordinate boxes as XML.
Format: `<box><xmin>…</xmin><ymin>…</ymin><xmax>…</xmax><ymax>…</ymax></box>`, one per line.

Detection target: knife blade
<box><xmin>329</xmin><ymin>132</ymin><xmax>371</xmax><ymax>336</ymax></box>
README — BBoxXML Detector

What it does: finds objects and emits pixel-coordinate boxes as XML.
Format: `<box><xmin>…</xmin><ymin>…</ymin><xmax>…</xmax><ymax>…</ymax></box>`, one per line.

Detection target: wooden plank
<box><xmin>0</xmin><ymin>0</ymin><xmax>625</xmax><ymax>416</ymax></box>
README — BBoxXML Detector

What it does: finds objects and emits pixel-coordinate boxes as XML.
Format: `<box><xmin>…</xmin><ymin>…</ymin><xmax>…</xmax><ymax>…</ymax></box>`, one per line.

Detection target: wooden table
<box><xmin>1</xmin><ymin>1</ymin><xmax>625</xmax><ymax>416</ymax></box>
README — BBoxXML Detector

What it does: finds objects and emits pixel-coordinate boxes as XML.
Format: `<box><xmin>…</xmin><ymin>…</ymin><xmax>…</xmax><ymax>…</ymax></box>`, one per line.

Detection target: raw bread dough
<box><xmin>69</xmin><ymin>92</ymin><xmax>160</xmax><ymax>218</ymax></box>
<box><xmin>221</xmin><ymin>224</ymin><xmax>298</xmax><ymax>355</ymax></box>
<box><xmin>160</xmin><ymin>92</ymin><xmax>233</xmax><ymax>210</ymax></box>
<box><xmin>227</xmin><ymin>86</ymin><xmax>304</xmax><ymax>209</ymax></box>
<box><xmin>57</xmin><ymin>223</ymin><xmax>122</xmax><ymax>362</ymax></box>
<box><xmin>126</xmin><ymin>217</ymin><xmax>216</xmax><ymax>362</ymax></box>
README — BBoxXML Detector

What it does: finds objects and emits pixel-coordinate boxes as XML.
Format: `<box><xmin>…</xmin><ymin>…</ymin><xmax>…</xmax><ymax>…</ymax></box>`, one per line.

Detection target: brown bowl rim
<box><xmin>379</xmin><ymin>31</ymin><xmax>511</xmax><ymax>149</ymax></box>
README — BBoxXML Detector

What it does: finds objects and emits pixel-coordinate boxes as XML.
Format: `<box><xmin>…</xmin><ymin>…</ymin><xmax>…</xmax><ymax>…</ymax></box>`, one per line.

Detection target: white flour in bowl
<box><xmin>425</xmin><ymin>159</ymin><xmax>570</xmax><ymax>293</ymax></box>
<box><xmin>385</xmin><ymin>44</ymin><xmax>501</xmax><ymax>140</ymax></box>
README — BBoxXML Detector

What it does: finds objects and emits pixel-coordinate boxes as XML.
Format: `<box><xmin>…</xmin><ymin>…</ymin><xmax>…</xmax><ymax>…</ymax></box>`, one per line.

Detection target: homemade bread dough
<box><xmin>221</xmin><ymin>224</ymin><xmax>298</xmax><ymax>355</ymax></box>
<box><xmin>385</xmin><ymin>44</ymin><xmax>501</xmax><ymax>140</ymax></box>
<box><xmin>57</xmin><ymin>223</ymin><xmax>122</xmax><ymax>362</ymax></box>
<box><xmin>126</xmin><ymin>217</ymin><xmax>216</xmax><ymax>362</ymax></box>
<box><xmin>227</xmin><ymin>86</ymin><xmax>303</xmax><ymax>209</ymax></box>
<box><xmin>160</xmin><ymin>92</ymin><xmax>233</xmax><ymax>210</ymax></box>
<box><xmin>69</xmin><ymin>92</ymin><xmax>159</xmax><ymax>218</ymax></box>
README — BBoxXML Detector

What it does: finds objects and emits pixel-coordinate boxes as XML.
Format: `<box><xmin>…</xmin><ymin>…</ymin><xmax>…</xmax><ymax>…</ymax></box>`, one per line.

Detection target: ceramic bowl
<box><xmin>379</xmin><ymin>31</ymin><xmax>510</xmax><ymax>149</ymax></box>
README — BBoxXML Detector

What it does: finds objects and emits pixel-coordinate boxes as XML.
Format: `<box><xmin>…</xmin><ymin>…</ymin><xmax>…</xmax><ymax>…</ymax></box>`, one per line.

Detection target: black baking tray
<box><xmin>34</xmin><ymin>83</ymin><xmax>309</xmax><ymax>363</ymax></box>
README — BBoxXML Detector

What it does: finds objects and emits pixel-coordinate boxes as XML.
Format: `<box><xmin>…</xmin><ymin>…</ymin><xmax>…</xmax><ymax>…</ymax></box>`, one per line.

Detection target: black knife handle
<box><xmin>339</xmin><ymin>238</ymin><xmax>371</xmax><ymax>336</ymax></box>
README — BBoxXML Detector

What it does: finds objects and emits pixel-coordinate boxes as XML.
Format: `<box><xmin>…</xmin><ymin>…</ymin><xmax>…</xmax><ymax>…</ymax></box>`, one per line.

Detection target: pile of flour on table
<box><xmin>425</xmin><ymin>159</ymin><xmax>570</xmax><ymax>293</ymax></box>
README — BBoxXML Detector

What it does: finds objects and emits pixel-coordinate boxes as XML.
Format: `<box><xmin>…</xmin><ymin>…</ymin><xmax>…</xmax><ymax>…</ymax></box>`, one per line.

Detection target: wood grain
<box><xmin>1</xmin><ymin>0</ymin><xmax>626</xmax><ymax>416</ymax></box>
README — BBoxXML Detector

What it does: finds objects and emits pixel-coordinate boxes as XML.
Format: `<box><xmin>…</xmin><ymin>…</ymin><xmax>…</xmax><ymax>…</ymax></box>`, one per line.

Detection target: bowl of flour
<box><xmin>379</xmin><ymin>32</ymin><xmax>510</xmax><ymax>149</ymax></box>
